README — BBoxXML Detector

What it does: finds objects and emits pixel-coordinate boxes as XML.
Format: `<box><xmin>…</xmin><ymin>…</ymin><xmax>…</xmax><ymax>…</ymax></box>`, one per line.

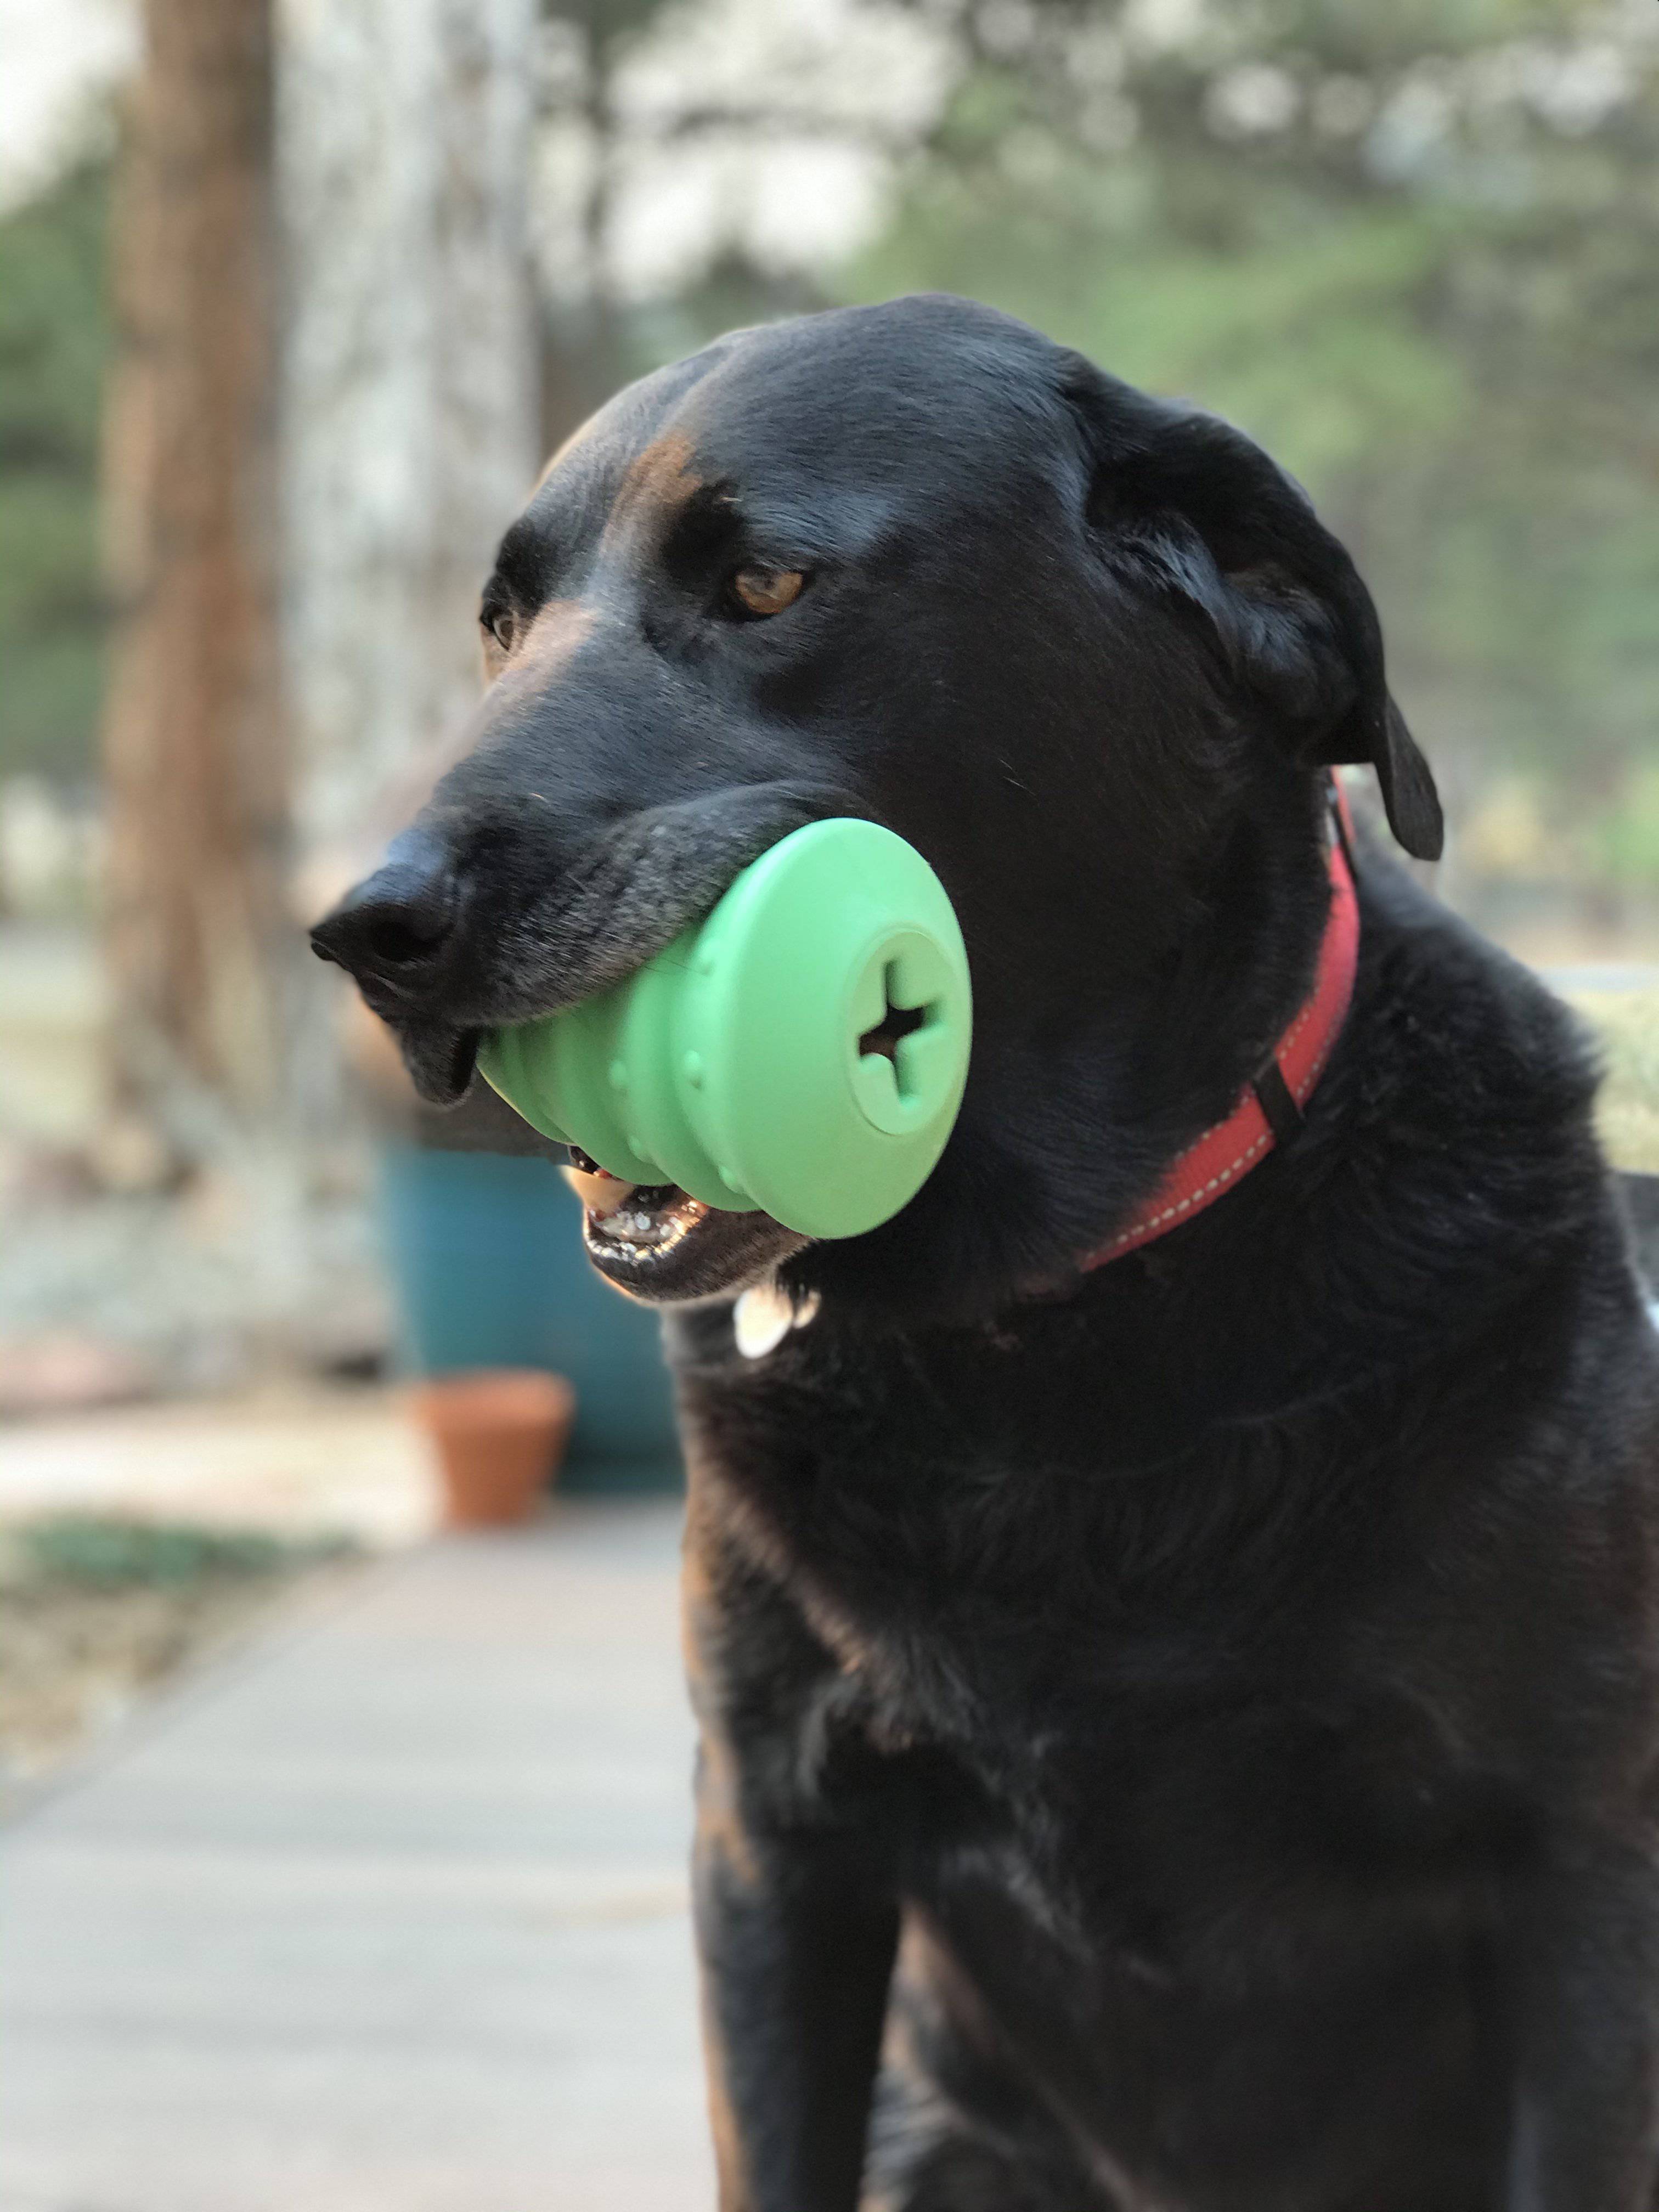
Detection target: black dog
<box><xmin>314</xmin><ymin>295</ymin><xmax>1659</xmax><ymax>2209</ymax></box>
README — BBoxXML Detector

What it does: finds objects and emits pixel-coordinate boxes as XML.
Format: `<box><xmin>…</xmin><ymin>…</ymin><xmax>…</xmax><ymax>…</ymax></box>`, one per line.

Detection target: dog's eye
<box><xmin>482</xmin><ymin>606</ymin><xmax>517</xmax><ymax>653</ymax></box>
<box><xmin>729</xmin><ymin>566</ymin><xmax>806</xmax><ymax>619</ymax></box>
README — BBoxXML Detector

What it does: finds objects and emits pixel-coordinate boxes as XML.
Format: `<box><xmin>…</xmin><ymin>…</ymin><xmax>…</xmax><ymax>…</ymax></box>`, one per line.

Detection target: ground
<box><xmin>0</xmin><ymin>1386</ymin><xmax>438</xmax><ymax>1807</ymax></box>
<box><xmin>0</xmin><ymin>1516</ymin><xmax>360</xmax><ymax>1801</ymax></box>
<box><xmin>0</xmin><ymin>1502</ymin><xmax>709</xmax><ymax>2212</ymax></box>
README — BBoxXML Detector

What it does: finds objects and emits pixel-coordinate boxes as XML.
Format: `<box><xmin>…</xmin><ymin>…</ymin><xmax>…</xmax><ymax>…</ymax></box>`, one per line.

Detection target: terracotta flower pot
<box><xmin>412</xmin><ymin>1369</ymin><xmax>576</xmax><ymax>1527</ymax></box>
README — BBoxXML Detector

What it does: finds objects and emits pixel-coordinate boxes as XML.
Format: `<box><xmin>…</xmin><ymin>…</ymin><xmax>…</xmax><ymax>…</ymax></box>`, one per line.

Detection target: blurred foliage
<box><xmin>1570</xmin><ymin>988</ymin><xmax>1659</xmax><ymax>1172</ymax></box>
<box><xmin>7</xmin><ymin>0</ymin><xmax>1659</xmax><ymax>902</ymax></box>
<box><xmin>627</xmin><ymin>253</ymin><xmax>826</xmax><ymax>380</ymax></box>
<box><xmin>1590</xmin><ymin>761</ymin><xmax>1659</xmax><ymax>889</ymax></box>
<box><xmin>0</xmin><ymin>155</ymin><xmax>110</xmax><ymax>785</ymax></box>
<box><xmin>14</xmin><ymin>1515</ymin><xmax>351</xmax><ymax>1590</ymax></box>
<box><xmin>540</xmin><ymin>253</ymin><xmax>828</xmax><ymax>459</ymax></box>
<box><xmin>847</xmin><ymin>0</ymin><xmax>1659</xmax><ymax>863</ymax></box>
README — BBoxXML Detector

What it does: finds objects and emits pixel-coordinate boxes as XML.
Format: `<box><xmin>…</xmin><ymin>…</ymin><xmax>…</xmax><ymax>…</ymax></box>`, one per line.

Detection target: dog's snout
<box><xmin>311</xmin><ymin>834</ymin><xmax>459</xmax><ymax>994</ymax></box>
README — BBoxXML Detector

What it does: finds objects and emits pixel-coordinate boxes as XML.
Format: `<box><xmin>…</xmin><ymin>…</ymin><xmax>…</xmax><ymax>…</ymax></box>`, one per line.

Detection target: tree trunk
<box><xmin>101</xmin><ymin>0</ymin><xmax>287</xmax><ymax>1154</ymax></box>
<box><xmin>278</xmin><ymin>0</ymin><xmax>538</xmax><ymax>872</ymax></box>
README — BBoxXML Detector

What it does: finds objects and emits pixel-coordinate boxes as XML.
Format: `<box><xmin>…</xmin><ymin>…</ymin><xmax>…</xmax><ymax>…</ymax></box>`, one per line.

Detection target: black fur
<box><xmin>315</xmin><ymin>296</ymin><xmax>1659</xmax><ymax>2209</ymax></box>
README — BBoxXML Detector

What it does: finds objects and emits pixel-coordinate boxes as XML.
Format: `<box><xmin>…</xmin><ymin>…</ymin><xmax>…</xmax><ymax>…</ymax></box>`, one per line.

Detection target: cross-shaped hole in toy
<box><xmin>858</xmin><ymin>962</ymin><xmax>937</xmax><ymax>1101</ymax></box>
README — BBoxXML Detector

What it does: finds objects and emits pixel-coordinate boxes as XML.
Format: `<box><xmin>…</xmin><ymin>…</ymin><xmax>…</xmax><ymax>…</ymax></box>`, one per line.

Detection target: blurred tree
<box><xmin>537</xmin><ymin>0</ymin><xmax>679</xmax><ymax>442</ymax></box>
<box><xmin>279</xmin><ymin>0</ymin><xmax>539</xmax><ymax>870</ymax></box>
<box><xmin>850</xmin><ymin>0</ymin><xmax>1659</xmax><ymax>852</ymax></box>
<box><xmin>0</xmin><ymin>157</ymin><xmax>111</xmax><ymax>788</ymax></box>
<box><xmin>529</xmin><ymin>0</ymin><xmax>943</xmax><ymax>440</ymax></box>
<box><xmin>14</xmin><ymin>0</ymin><xmax>1656</xmax><ymax>947</ymax></box>
<box><xmin>99</xmin><ymin>0</ymin><xmax>291</xmax><ymax>1159</ymax></box>
<box><xmin>519</xmin><ymin>0</ymin><xmax>1659</xmax><ymax>877</ymax></box>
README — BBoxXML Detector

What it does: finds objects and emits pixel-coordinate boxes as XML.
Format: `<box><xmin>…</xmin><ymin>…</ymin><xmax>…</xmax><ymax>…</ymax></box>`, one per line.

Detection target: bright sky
<box><xmin>0</xmin><ymin>0</ymin><xmax>944</xmax><ymax>285</ymax></box>
<box><xmin>0</xmin><ymin>0</ymin><xmax>136</xmax><ymax>211</ymax></box>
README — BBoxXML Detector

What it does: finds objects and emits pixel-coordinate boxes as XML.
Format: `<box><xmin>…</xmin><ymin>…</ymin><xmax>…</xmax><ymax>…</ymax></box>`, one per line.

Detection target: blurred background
<box><xmin>1</xmin><ymin>1</ymin><xmax>1658</xmax><ymax>2200</ymax></box>
<box><xmin>7</xmin><ymin>0</ymin><xmax>1659</xmax><ymax>1412</ymax></box>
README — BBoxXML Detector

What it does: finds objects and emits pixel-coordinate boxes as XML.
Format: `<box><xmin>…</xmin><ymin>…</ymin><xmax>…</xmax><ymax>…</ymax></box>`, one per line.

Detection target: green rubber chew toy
<box><xmin>476</xmin><ymin>817</ymin><xmax>972</xmax><ymax>1240</ymax></box>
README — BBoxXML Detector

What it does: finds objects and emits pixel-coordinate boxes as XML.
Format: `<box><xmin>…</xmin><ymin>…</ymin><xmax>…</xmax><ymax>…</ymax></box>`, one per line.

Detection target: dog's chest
<box><xmin>685</xmin><ymin>1333</ymin><xmax>1517</xmax><ymax>1882</ymax></box>
<box><xmin>695</xmin><ymin>1380</ymin><xmax>1239</xmax><ymax>1795</ymax></box>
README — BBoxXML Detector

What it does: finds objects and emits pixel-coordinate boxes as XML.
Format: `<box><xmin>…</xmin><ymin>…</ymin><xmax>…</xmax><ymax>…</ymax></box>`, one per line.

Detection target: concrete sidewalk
<box><xmin>0</xmin><ymin>1505</ymin><xmax>712</xmax><ymax>2212</ymax></box>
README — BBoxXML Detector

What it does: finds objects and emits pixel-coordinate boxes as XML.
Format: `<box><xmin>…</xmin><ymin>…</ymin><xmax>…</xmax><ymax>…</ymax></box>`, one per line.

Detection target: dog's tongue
<box><xmin>562</xmin><ymin>1159</ymin><xmax>639</xmax><ymax>1218</ymax></box>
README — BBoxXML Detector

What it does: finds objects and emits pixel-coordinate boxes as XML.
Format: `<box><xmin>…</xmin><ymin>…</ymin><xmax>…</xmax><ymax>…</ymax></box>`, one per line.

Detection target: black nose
<box><xmin>310</xmin><ymin>833</ymin><xmax>458</xmax><ymax>996</ymax></box>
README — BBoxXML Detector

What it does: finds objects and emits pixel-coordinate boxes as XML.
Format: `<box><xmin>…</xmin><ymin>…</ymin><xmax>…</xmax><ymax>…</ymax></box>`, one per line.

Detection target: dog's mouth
<box><xmin>561</xmin><ymin>1147</ymin><xmax>806</xmax><ymax>1303</ymax></box>
<box><xmin>564</xmin><ymin>1149</ymin><xmax>713</xmax><ymax>1259</ymax></box>
<box><xmin>399</xmin><ymin>1020</ymin><xmax>482</xmax><ymax>1107</ymax></box>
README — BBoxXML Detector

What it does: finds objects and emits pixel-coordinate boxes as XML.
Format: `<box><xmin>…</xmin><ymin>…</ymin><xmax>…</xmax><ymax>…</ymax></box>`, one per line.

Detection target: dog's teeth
<box><xmin>562</xmin><ymin>1163</ymin><xmax>637</xmax><ymax>1217</ymax></box>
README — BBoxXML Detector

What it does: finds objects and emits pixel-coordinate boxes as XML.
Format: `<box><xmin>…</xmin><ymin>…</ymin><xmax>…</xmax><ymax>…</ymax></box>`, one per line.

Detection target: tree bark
<box><xmin>278</xmin><ymin>0</ymin><xmax>538</xmax><ymax>870</ymax></box>
<box><xmin>101</xmin><ymin>0</ymin><xmax>288</xmax><ymax>1150</ymax></box>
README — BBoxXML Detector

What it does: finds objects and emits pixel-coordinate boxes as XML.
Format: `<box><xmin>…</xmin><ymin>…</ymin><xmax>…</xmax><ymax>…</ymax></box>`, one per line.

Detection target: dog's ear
<box><xmin>1060</xmin><ymin>359</ymin><xmax>1442</xmax><ymax>861</ymax></box>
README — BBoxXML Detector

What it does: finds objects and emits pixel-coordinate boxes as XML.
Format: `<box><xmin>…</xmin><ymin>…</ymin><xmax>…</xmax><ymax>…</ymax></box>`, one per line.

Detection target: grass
<box><xmin>0</xmin><ymin>1515</ymin><xmax>358</xmax><ymax>1800</ymax></box>
<box><xmin>16</xmin><ymin>1515</ymin><xmax>347</xmax><ymax>1588</ymax></box>
<box><xmin>1566</xmin><ymin>990</ymin><xmax>1659</xmax><ymax>1177</ymax></box>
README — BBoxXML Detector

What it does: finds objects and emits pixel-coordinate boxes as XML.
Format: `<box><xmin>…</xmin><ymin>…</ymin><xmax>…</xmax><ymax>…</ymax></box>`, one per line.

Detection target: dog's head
<box><xmin>314</xmin><ymin>295</ymin><xmax>1438</xmax><ymax>1318</ymax></box>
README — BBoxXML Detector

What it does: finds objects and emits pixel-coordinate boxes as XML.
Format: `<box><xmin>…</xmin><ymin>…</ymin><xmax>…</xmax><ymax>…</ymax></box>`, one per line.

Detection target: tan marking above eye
<box><xmin>731</xmin><ymin>566</ymin><xmax>805</xmax><ymax>618</ymax></box>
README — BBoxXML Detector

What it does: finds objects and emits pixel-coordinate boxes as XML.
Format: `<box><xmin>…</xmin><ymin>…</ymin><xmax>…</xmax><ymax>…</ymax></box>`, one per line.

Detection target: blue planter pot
<box><xmin>378</xmin><ymin>1144</ymin><xmax>681</xmax><ymax>1494</ymax></box>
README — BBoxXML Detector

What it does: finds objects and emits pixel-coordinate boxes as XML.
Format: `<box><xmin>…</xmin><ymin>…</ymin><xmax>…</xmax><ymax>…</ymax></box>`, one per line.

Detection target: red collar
<box><xmin>1084</xmin><ymin>789</ymin><xmax>1360</xmax><ymax>1269</ymax></box>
